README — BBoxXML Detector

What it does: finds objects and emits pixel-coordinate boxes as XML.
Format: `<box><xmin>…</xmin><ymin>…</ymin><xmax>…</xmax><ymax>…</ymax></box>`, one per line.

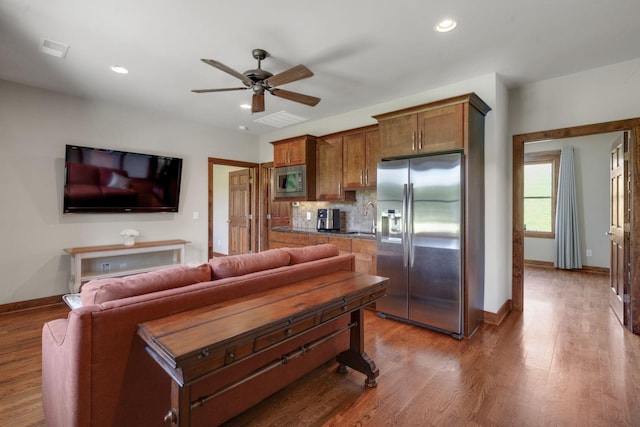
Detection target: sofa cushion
<box><xmin>80</xmin><ymin>263</ymin><xmax>211</xmax><ymax>306</ymax></box>
<box><xmin>209</xmin><ymin>249</ymin><xmax>290</xmax><ymax>279</ymax></box>
<box><xmin>284</xmin><ymin>244</ymin><xmax>339</xmax><ymax>265</ymax></box>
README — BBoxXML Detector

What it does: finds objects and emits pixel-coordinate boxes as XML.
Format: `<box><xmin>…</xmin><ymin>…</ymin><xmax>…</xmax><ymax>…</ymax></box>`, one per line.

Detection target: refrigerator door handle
<box><xmin>402</xmin><ymin>183</ymin><xmax>409</xmax><ymax>267</ymax></box>
<box><xmin>408</xmin><ymin>182</ymin><xmax>415</xmax><ymax>267</ymax></box>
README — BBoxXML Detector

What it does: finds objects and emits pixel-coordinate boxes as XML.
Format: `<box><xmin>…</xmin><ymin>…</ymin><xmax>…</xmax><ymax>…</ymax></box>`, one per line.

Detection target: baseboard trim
<box><xmin>484</xmin><ymin>299</ymin><xmax>512</xmax><ymax>326</ymax></box>
<box><xmin>0</xmin><ymin>295</ymin><xmax>65</xmax><ymax>315</ymax></box>
<box><xmin>524</xmin><ymin>259</ymin><xmax>609</xmax><ymax>275</ymax></box>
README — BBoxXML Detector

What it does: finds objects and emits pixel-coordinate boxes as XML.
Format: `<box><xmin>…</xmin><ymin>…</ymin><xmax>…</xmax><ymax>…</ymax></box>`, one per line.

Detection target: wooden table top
<box><xmin>138</xmin><ymin>270</ymin><xmax>387</xmax><ymax>383</ymax></box>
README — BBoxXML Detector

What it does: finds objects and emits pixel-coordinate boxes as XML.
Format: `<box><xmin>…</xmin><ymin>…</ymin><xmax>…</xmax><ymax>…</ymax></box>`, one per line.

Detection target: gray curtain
<box><xmin>554</xmin><ymin>146</ymin><xmax>582</xmax><ymax>269</ymax></box>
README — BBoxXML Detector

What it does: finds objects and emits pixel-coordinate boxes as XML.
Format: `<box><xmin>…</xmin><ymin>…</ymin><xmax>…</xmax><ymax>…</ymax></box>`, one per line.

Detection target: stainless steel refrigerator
<box><xmin>376</xmin><ymin>153</ymin><xmax>464</xmax><ymax>338</ymax></box>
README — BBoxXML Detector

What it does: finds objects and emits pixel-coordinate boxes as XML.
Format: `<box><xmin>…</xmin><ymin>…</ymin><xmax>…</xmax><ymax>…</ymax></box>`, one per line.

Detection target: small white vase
<box><xmin>122</xmin><ymin>236</ymin><xmax>136</xmax><ymax>246</ymax></box>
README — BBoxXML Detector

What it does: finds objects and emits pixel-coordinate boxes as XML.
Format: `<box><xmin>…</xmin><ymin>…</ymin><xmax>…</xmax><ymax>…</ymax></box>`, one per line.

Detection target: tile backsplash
<box><xmin>291</xmin><ymin>189</ymin><xmax>377</xmax><ymax>232</ymax></box>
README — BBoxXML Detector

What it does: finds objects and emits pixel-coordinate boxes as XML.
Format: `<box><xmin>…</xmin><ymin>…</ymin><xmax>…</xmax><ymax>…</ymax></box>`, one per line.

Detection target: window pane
<box><xmin>524</xmin><ymin>163</ymin><xmax>552</xmax><ymax>197</ymax></box>
<box><xmin>524</xmin><ymin>198</ymin><xmax>552</xmax><ymax>232</ymax></box>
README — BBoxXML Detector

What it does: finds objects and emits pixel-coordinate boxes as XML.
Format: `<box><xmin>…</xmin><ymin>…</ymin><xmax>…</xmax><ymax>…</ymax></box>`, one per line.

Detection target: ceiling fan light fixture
<box><xmin>435</xmin><ymin>18</ymin><xmax>457</xmax><ymax>33</ymax></box>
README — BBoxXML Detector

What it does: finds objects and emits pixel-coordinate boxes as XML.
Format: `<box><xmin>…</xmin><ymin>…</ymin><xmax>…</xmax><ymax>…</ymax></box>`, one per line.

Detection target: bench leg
<box><xmin>336</xmin><ymin>308</ymin><xmax>379</xmax><ymax>388</ymax></box>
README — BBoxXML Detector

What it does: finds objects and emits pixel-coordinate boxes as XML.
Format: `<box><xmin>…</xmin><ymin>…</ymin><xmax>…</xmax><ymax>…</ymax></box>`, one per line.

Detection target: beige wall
<box><xmin>0</xmin><ymin>80</ymin><xmax>258</xmax><ymax>304</ymax></box>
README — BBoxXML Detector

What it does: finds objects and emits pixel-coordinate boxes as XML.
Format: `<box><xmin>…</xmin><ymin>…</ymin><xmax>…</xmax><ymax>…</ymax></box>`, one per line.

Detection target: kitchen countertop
<box><xmin>270</xmin><ymin>227</ymin><xmax>376</xmax><ymax>240</ymax></box>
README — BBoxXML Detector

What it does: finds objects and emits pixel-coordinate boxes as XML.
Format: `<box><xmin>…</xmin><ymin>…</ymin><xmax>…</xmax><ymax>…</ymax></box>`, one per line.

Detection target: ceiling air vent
<box><xmin>39</xmin><ymin>38</ymin><xmax>70</xmax><ymax>59</ymax></box>
<box><xmin>254</xmin><ymin>111</ymin><xmax>309</xmax><ymax>128</ymax></box>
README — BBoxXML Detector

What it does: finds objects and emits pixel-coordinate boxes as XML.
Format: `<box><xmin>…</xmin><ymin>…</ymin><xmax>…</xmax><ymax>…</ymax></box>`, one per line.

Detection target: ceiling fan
<box><xmin>192</xmin><ymin>49</ymin><xmax>321</xmax><ymax>113</ymax></box>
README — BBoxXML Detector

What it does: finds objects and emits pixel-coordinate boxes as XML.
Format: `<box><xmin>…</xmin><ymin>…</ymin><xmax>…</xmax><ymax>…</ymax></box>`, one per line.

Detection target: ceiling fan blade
<box><xmin>270</xmin><ymin>88</ymin><xmax>320</xmax><ymax>107</ymax></box>
<box><xmin>252</xmin><ymin>92</ymin><xmax>265</xmax><ymax>113</ymax></box>
<box><xmin>266</xmin><ymin>64</ymin><xmax>314</xmax><ymax>87</ymax></box>
<box><xmin>191</xmin><ymin>87</ymin><xmax>248</xmax><ymax>93</ymax></box>
<box><xmin>200</xmin><ymin>59</ymin><xmax>253</xmax><ymax>86</ymax></box>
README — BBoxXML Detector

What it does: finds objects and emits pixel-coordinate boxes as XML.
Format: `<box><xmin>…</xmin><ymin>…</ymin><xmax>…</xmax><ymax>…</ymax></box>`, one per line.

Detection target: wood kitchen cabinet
<box><xmin>316</xmin><ymin>136</ymin><xmax>356</xmax><ymax>201</ymax></box>
<box><xmin>343</xmin><ymin>126</ymin><xmax>379</xmax><ymax>190</ymax></box>
<box><xmin>375</xmin><ymin>95</ymin><xmax>486</xmax><ymax>159</ymax></box>
<box><xmin>271</xmin><ymin>135</ymin><xmax>316</xmax><ymax>167</ymax></box>
<box><xmin>268</xmin><ymin>230</ymin><xmax>375</xmax><ymax>274</ymax></box>
<box><xmin>351</xmin><ymin>238</ymin><xmax>376</xmax><ymax>275</ymax></box>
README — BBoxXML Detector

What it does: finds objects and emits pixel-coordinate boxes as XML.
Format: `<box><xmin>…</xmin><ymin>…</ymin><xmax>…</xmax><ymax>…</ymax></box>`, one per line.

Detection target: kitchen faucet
<box><xmin>364</xmin><ymin>201</ymin><xmax>376</xmax><ymax>234</ymax></box>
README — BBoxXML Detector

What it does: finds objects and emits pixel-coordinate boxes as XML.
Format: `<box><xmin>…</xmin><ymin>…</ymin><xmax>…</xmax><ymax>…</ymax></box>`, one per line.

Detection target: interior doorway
<box><xmin>208</xmin><ymin>158</ymin><xmax>260</xmax><ymax>259</ymax></box>
<box><xmin>512</xmin><ymin>118</ymin><xmax>640</xmax><ymax>334</ymax></box>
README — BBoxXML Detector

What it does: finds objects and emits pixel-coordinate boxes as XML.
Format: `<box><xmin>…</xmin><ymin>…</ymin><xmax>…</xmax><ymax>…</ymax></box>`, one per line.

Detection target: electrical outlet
<box><xmin>119</xmin><ymin>263</ymin><xmax>127</xmax><ymax>269</ymax></box>
<box><xmin>101</xmin><ymin>262</ymin><xmax>111</xmax><ymax>272</ymax></box>
<box><xmin>586</xmin><ymin>249</ymin><xmax>592</xmax><ymax>257</ymax></box>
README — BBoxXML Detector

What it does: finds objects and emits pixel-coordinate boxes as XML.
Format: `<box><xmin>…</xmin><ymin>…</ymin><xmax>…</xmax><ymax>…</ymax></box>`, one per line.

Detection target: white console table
<box><xmin>64</xmin><ymin>239</ymin><xmax>190</xmax><ymax>293</ymax></box>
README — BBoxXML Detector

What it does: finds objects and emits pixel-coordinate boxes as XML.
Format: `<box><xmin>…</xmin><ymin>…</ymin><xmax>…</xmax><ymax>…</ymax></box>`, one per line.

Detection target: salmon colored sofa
<box><xmin>42</xmin><ymin>244</ymin><xmax>354</xmax><ymax>427</ymax></box>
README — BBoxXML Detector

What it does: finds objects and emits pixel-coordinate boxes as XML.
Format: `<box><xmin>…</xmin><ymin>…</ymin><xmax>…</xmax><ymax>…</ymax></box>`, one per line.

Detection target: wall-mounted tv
<box><xmin>63</xmin><ymin>145</ymin><xmax>183</xmax><ymax>213</ymax></box>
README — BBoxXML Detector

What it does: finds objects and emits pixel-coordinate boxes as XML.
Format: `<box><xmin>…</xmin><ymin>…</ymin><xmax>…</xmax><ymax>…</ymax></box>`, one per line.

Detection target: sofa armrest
<box><xmin>42</xmin><ymin>308</ymin><xmax>95</xmax><ymax>427</ymax></box>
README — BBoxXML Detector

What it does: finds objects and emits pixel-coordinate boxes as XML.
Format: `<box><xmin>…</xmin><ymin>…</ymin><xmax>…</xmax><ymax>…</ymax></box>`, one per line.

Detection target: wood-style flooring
<box><xmin>1</xmin><ymin>266</ymin><xmax>639</xmax><ymax>426</ymax></box>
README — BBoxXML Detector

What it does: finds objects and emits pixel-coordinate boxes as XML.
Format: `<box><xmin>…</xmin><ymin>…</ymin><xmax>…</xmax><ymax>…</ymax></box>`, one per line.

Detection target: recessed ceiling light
<box><xmin>240</xmin><ymin>104</ymin><xmax>251</xmax><ymax>109</ymax></box>
<box><xmin>110</xmin><ymin>65</ymin><xmax>129</xmax><ymax>74</ymax></box>
<box><xmin>435</xmin><ymin>18</ymin><xmax>457</xmax><ymax>33</ymax></box>
<box><xmin>238</xmin><ymin>125</ymin><xmax>249</xmax><ymax>131</ymax></box>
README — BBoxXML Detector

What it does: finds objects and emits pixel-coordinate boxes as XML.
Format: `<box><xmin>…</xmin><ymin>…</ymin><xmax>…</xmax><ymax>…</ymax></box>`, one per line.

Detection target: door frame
<box><xmin>208</xmin><ymin>158</ymin><xmax>260</xmax><ymax>259</ymax></box>
<box><xmin>512</xmin><ymin>117</ymin><xmax>640</xmax><ymax>334</ymax></box>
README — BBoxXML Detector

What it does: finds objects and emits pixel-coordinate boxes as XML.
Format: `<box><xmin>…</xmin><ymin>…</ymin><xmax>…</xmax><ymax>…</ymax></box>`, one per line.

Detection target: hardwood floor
<box><xmin>2</xmin><ymin>267</ymin><xmax>639</xmax><ymax>426</ymax></box>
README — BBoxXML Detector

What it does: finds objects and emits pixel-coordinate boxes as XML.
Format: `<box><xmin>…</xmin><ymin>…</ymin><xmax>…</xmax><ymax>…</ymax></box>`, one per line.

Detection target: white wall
<box><xmin>510</xmin><ymin>57</ymin><xmax>640</xmax><ymax>135</ymax></box>
<box><xmin>524</xmin><ymin>134</ymin><xmax>615</xmax><ymax>268</ymax></box>
<box><xmin>258</xmin><ymin>73</ymin><xmax>513</xmax><ymax>314</ymax></box>
<box><xmin>0</xmin><ymin>80</ymin><xmax>259</xmax><ymax>304</ymax></box>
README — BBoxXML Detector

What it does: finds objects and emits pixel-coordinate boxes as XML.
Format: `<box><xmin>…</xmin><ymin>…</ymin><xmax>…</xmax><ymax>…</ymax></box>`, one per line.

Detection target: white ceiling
<box><xmin>2</xmin><ymin>0</ymin><xmax>640</xmax><ymax>135</ymax></box>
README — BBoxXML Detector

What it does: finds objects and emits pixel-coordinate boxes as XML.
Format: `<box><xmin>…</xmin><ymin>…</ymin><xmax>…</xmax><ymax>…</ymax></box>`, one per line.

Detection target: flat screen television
<box><xmin>63</xmin><ymin>145</ymin><xmax>183</xmax><ymax>213</ymax></box>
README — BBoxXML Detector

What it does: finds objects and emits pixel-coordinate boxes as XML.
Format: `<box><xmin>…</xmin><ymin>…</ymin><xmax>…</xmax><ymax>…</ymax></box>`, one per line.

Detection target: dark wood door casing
<box><xmin>512</xmin><ymin>118</ymin><xmax>640</xmax><ymax>334</ymax></box>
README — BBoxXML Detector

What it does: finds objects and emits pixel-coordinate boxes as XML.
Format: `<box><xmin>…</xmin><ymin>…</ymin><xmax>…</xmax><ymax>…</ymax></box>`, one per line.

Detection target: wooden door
<box><xmin>228</xmin><ymin>169</ymin><xmax>251</xmax><ymax>255</ymax></box>
<box><xmin>609</xmin><ymin>134</ymin><xmax>629</xmax><ymax>325</ymax></box>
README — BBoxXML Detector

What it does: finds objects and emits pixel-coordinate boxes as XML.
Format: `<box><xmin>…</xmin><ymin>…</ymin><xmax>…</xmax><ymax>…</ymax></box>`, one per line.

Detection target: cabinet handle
<box><xmin>412</xmin><ymin>131</ymin><xmax>416</xmax><ymax>151</ymax></box>
<box><xmin>418</xmin><ymin>130</ymin><xmax>423</xmax><ymax>150</ymax></box>
<box><xmin>360</xmin><ymin>170</ymin><xmax>364</xmax><ymax>185</ymax></box>
<box><xmin>365</xmin><ymin>169</ymin><xmax>368</xmax><ymax>185</ymax></box>
<box><xmin>287</xmin><ymin>151</ymin><xmax>290</xmax><ymax>164</ymax></box>
<box><xmin>338</xmin><ymin>182</ymin><xmax>341</xmax><ymax>195</ymax></box>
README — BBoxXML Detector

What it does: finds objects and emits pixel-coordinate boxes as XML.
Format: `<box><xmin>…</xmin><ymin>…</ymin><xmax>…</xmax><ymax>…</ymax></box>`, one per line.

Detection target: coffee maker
<box><xmin>317</xmin><ymin>208</ymin><xmax>341</xmax><ymax>231</ymax></box>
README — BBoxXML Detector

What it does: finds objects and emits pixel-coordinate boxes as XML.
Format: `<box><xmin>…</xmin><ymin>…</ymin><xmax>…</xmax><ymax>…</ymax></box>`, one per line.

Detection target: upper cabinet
<box><xmin>374</xmin><ymin>93</ymin><xmax>490</xmax><ymax>159</ymax></box>
<box><xmin>316</xmin><ymin>136</ymin><xmax>356</xmax><ymax>201</ymax></box>
<box><xmin>272</xmin><ymin>135</ymin><xmax>317</xmax><ymax>167</ymax></box>
<box><xmin>343</xmin><ymin>126</ymin><xmax>379</xmax><ymax>190</ymax></box>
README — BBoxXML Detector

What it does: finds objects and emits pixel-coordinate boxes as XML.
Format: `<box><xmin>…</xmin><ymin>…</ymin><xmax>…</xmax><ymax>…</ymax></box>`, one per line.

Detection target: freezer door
<box><xmin>408</xmin><ymin>153</ymin><xmax>463</xmax><ymax>335</ymax></box>
<box><xmin>376</xmin><ymin>160</ymin><xmax>409</xmax><ymax>319</ymax></box>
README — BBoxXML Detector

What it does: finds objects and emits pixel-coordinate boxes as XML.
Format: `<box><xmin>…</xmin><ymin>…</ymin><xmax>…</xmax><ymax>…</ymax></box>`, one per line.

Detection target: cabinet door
<box><xmin>352</xmin><ymin>239</ymin><xmax>376</xmax><ymax>274</ymax></box>
<box><xmin>317</xmin><ymin>137</ymin><xmax>346</xmax><ymax>200</ymax></box>
<box><xmin>288</xmin><ymin>139</ymin><xmax>307</xmax><ymax>165</ymax></box>
<box><xmin>343</xmin><ymin>133</ymin><xmax>366</xmax><ymax>189</ymax></box>
<box><xmin>378</xmin><ymin>114</ymin><xmax>417</xmax><ymax>159</ymax></box>
<box><xmin>364</xmin><ymin>130</ymin><xmax>379</xmax><ymax>188</ymax></box>
<box><xmin>273</xmin><ymin>143</ymin><xmax>291</xmax><ymax>167</ymax></box>
<box><xmin>418</xmin><ymin>104</ymin><xmax>464</xmax><ymax>153</ymax></box>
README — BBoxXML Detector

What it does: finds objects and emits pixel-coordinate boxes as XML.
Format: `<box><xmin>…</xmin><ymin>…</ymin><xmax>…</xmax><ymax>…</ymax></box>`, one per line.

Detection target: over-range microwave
<box><xmin>274</xmin><ymin>165</ymin><xmax>307</xmax><ymax>198</ymax></box>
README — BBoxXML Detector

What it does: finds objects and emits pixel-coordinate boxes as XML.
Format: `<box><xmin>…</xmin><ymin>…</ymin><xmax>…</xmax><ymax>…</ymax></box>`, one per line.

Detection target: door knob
<box><xmin>605</xmin><ymin>231</ymin><xmax>613</xmax><ymax>236</ymax></box>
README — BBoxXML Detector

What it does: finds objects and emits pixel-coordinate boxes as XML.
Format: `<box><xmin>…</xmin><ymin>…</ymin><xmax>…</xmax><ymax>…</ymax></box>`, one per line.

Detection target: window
<box><xmin>524</xmin><ymin>150</ymin><xmax>560</xmax><ymax>238</ymax></box>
